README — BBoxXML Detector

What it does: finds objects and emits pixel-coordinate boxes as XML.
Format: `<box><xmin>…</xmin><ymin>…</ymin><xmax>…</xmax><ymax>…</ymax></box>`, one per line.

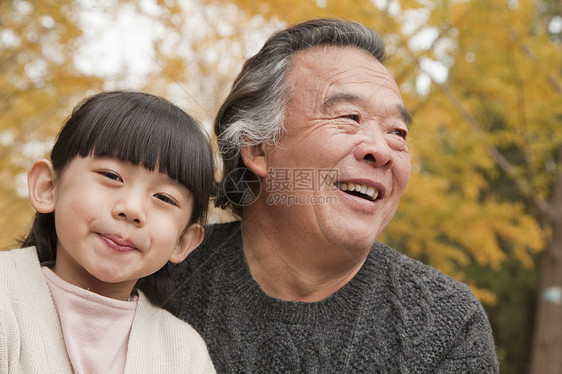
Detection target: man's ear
<box><xmin>169</xmin><ymin>223</ymin><xmax>205</xmax><ymax>264</ymax></box>
<box><xmin>28</xmin><ymin>159</ymin><xmax>57</xmax><ymax>214</ymax></box>
<box><xmin>241</xmin><ymin>143</ymin><xmax>267</xmax><ymax>177</ymax></box>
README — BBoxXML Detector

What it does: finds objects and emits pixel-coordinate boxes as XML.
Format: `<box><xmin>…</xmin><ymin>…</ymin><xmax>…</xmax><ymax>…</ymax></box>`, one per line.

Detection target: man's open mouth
<box><xmin>336</xmin><ymin>183</ymin><xmax>379</xmax><ymax>201</ymax></box>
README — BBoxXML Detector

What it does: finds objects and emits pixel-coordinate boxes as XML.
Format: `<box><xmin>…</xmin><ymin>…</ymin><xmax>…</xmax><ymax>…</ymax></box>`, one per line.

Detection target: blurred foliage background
<box><xmin>1</xmin><ymin>0</ymin><xmax>560</xmax><ymax>372</ymax></box>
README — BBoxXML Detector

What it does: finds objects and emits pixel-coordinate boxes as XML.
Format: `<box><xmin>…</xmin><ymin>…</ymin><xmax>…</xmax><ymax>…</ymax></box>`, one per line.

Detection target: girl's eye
<box><xmin>98</xmin><ymin>170</ymin><xmax>122</xmax><ymax>182</ymax></box>
<box><xmin>155</xmin><ymin>193</ymin><xmax>178</xmax><ymax>207</ymax></box>
<box><xmin>392</xmin><ymin>128</ymin><xmax>408</xmax><ymax>139</ymax></box>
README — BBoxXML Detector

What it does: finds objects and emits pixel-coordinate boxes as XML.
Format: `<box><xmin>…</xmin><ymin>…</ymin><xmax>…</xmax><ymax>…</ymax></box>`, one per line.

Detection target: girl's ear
<box><xmin>28</xmin><ymin>159</ymin><xmax>57</xmax><ymax>214</ymax></box>
<box><xmin>241</xmin><ymin>143</ymin><xmax>268</xmax><ymax>177</ymax></box>
<box><xmin>169</xmin><ymin>223</ymin><xmax>205</xmax><ymax>264</ymax></box>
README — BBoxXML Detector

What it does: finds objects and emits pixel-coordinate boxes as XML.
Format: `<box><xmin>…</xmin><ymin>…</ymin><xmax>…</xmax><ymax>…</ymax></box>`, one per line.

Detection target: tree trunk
<box><xmin>529</xmin><ymin>148</ymin><xmax>562</xmax><ymax>374</ymax></box>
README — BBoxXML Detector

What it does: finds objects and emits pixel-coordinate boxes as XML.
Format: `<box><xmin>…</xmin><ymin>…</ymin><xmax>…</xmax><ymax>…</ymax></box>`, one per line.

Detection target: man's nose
<box><xmin>353</xmin><ymin>127</ymin><xmax>394</xmax><ymax>169</ymax></box>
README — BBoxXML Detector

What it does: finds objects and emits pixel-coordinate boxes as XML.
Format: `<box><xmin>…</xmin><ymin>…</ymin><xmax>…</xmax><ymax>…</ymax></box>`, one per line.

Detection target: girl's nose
<box><xmin>113</xmin><ymin>192</ymin><xmax>146</xmax><ymax>226</ymax></box>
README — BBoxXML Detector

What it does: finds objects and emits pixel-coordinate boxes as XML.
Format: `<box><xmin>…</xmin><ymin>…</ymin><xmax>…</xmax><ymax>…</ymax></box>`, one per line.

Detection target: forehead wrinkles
<box><xmin>288</xmin><ymin>47</ymin><xmax>401</xmax><ymax>112</ymax></box>
<box><xmin>324</xmin><ymin>68</ymin><xmax>401</xmax><ymax>107</ymax></box>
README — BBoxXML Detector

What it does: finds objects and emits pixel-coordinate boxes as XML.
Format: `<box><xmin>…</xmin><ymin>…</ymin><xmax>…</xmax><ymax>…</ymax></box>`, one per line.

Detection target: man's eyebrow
<box><xmin>322</xmin><ymin>93</ymin><xmax>362</xmax><ymax>109</ymax></box>
<box><xmin>397</xmin><ymin>105</ymin><xmax>413</xmax><ymax>126</ymax></box>
<box><xmin>322</xmin><ymin>93</ymin><xmax>413</xmax><ymax>126</ymax></box>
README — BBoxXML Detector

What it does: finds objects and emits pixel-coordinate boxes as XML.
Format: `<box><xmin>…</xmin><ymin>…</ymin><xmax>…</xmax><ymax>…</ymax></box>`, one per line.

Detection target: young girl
<box><xmin>0</xmin><ymin>91</ymin><xmax>216</xmax><ymax>373</ymax></box>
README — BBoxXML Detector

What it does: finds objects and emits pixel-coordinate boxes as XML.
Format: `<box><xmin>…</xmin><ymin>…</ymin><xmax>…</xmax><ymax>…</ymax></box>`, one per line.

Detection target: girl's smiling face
<box><xmin>29</xmin><ymin>155</ymin><xmax>203</xmax><ymax>300</ymax></box>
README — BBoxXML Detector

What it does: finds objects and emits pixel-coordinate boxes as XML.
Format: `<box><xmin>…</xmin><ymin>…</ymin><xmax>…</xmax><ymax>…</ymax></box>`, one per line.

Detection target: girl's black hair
<box><xmin>20</xmin><ymin>91</ymin><xmax>215</xmax><ymax>315</ymax></box>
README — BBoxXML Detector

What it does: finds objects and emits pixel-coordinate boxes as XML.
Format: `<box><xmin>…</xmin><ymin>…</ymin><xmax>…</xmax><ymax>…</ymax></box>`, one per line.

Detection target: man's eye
<box><xmin>98</xmin><ymin>170</ymin><xmax>122</xmax><ymax>182</ymax></box>
<box><xmin>155</xmin><ymin>194</ymin><xmax>178</xmax><ymax>207</ymax></box>
<box><xmin>393</xmin><ymin>128</ymin><xmax>407</xmax><ymax>139</ymax></box>
<box><xmin>344</xmin><ymin>114</ymin><xmax>360</xmax><ymax>122</ymax></box>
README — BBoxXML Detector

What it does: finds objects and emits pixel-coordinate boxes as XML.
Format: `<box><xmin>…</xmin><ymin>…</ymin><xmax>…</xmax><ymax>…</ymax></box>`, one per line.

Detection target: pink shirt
<box><xmin>42</xmin><ymin>267</ymin><xmax>137</xmax><ymax>374</ymax></box>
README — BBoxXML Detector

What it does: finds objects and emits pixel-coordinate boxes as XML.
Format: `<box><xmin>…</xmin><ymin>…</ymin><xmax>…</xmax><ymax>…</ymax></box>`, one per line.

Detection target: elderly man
<box><xmin>170</xmin><ymin>18</ymin><xmax>499</xmax><ymax>373</ymax></box>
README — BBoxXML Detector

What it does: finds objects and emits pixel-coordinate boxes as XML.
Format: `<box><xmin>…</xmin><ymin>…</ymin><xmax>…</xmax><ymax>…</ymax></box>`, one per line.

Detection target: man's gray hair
<box><xmin>215</xmin><ymin>18</ymin><xmax>386</xmax><ymax>216</ymax></box>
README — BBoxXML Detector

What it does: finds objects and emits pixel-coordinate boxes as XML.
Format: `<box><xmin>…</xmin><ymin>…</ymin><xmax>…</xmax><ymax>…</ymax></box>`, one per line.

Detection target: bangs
<box><xmin>83</xmin><ymin>100</ymin><xmax>189</xmax><ymax>181</ymax></box>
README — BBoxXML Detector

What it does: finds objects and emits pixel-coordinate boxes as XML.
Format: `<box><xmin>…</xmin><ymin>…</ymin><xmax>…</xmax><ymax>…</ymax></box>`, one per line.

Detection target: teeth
<box><xmin>337</xmin><ymin>182</ymin><xmax>379</xmax><ymax>200</ymax></box>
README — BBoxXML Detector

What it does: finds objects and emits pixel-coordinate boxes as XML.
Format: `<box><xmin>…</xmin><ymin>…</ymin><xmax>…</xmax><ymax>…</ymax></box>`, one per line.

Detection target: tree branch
<box><xmin>431</xmin><ymin>79</ymin><xmax>555</xmax><ymax>220</ymax></box>
<box><xmin>506</xmin><ymin>25</ymin><xmax>562</xmax><ymax>96</ymax></box>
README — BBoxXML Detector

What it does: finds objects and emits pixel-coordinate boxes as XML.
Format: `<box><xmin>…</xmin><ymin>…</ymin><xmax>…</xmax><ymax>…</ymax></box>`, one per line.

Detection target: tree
<box><xmin>0</xmin><ymin>0</ymin><xmax>103</xmax><ymax>249</ymax></box>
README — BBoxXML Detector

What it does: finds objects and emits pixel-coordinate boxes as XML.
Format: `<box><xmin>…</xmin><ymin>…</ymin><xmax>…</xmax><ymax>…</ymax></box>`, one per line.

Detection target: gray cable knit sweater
<box><xmin>170</xmin><ymin>221</ymin><xmax>499</xmax><ymax>373</ymax></box>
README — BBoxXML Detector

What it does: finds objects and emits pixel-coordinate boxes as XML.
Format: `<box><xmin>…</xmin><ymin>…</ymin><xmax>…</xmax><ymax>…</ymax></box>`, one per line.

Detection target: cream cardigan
<box><xmin>0</xmin><ymin>247</ymin><xmax>215</xmax><ymax>374</ymax></box>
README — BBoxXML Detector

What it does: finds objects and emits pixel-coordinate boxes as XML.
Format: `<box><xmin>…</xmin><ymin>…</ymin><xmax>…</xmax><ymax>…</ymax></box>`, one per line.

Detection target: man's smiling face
<box><xmin>262</xmin><ymin>46</ymin><xmax>411</xmax><ymax>252</ymax></box>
